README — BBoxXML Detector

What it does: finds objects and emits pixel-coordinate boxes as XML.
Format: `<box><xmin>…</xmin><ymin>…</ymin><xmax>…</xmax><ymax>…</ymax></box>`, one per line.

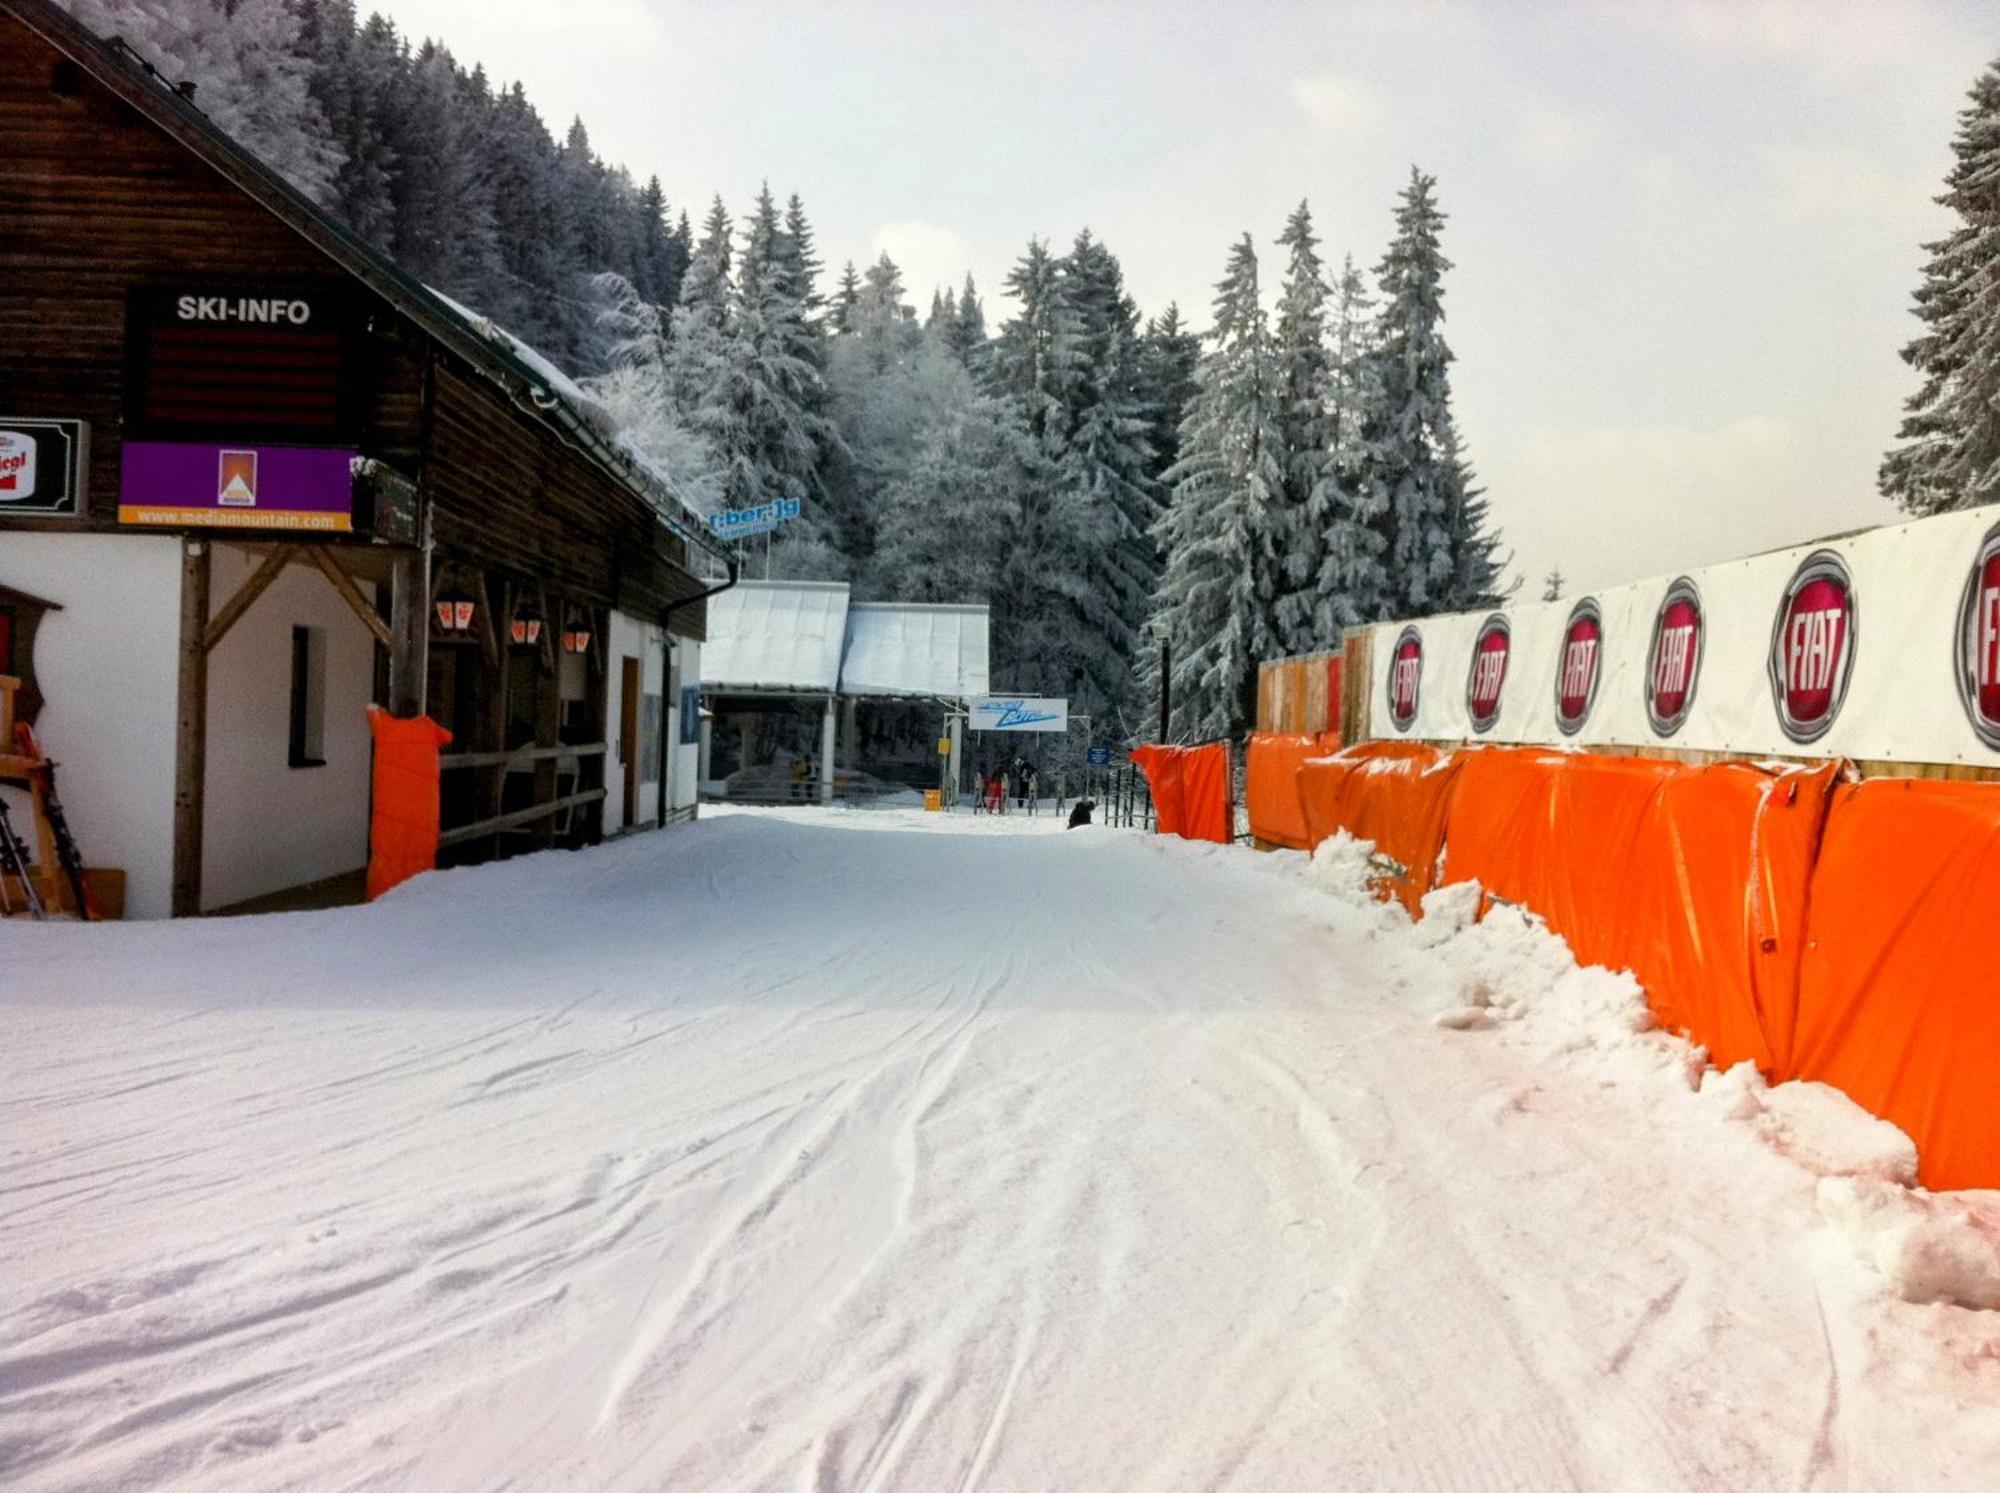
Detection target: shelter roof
<box><xmin>838</xmin><ymin>603</ymin><xmax>991</xmax><ymax>699</ymax></box>
<box><xmin>702</xmin><ymin>581</ymin><xmax>851</xmax><ymax>693</ymax></box>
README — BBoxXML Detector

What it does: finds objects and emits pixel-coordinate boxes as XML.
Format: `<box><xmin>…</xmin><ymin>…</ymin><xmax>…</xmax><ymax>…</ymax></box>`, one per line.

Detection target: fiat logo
<box><xmin>1959</xmin><ymin>521</ymin><xmax>2000</xmax><ymax>752</ymax></box>
<box><xmin>1769</xmin><ymin>550</ymin><xmax>1856</xmax><ymax>745</ymax></box>
<box><xmin>1387</xmin><ymin>625</ymin><xmax>1423</xmax><ymax>732</ymax></box>
<box><xmin>1466</xmin><ymin>614</ymin><xmax>1510</xmax><ymax>733</ymax></box>
<box><xmin>1554</xmin><ymin>598</ymin><xmax>1603</xmax><ymax>736</ymax></box>
<box><xmin>1646</xmin><ymin>579</ymin><xmax>1703</xmax><ymax>737</ymax></box>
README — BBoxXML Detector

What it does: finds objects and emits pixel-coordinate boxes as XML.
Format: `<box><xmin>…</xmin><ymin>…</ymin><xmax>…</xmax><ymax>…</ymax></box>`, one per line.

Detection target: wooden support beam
<box><xmin>202</xmin><ymin>544</ymin><xmax>296</xmax><ymax>654</ymax></box>
<box><xmin>387</xmin><ymin>547</ymin><xmax>429</xmax><ymax>718</ymax></box>
<box><xmin>172</xmin><ymin>538</ymin><xmax>210</xmax><ymax>918</ymax></box>
<box><xmin>304</xmin><ymin>545</ymin><xmax>394</xmax><ymax>648</ymax></box>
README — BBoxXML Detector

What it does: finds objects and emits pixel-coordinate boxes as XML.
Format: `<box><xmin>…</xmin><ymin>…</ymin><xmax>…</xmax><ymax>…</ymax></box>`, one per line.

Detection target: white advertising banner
<box><xmin>1369</xmin><ymin>502</ymin><xmax>2000</xmax><ymax>767</ymax></box>
<box><xmin>970</xmin><ymin>696</ymin><xmax>1069</xmax><ymax>733</ymax></box>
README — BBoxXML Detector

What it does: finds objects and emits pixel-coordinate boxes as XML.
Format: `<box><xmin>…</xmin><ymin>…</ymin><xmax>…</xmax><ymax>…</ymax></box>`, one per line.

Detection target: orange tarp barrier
<box><xmin>1132</xmin><ymin>742</ymin><xmax>1232</xmax><ymax>844</ymax></box>
<box><xmin>367</xmin><ymin>707</ymin><xmax>452</xmax><ymax>901</ymax></box>
<box><xmin>1441</xmin><ymin>749</ymin><xmax>1835</xmax><ymax>1077</ymax></box>
<box><xmin>1636</xmin><ymin>762</ymin><xmax>1837</xmax><ymax>1075</ymax></box>
<box><xmin>1790</xmin><ymin>779</ymin><xmax>2000</xmax><ymax>1190</ymax></box>
<box><xmin>1246</xmin><ymin>732</ymin><xmax>1323</xmax><ymax>849</ymax></box>
<box><xmin>1130</xmin><ymin>744</ymin><xmax>1186</xmax><ymax>836</ymax></box>
<box><xmin>1296</xmin><ymin>742</ymin><xmax>1456</xmax><ymax>912</ymax></box>
<box><xmin>1178</xmin><ymin>743</ymin><xmax>1232</xmax><ymax>844</ymax></box>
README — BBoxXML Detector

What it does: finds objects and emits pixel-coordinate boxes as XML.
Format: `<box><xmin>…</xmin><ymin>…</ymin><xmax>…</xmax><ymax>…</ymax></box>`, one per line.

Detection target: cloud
<box><xmin>1757</xmin><ymin>142</ymin><xmax>1932</xmax><ymax>221</ymax></box>
<box><xmin>1289</xmin><ymin>72</ymin><xmax>1385</xmax><ymax>135</ymax></box>
<box><xmin>1508</xmin><ymin>101</ymin><xmax>1605</xmax><ymax>166</ymax></box>
<box><xmin>1487</xmin><ymin>415</ymin><xmax>1889</xmax><ymax>591</ymax></box>
<box><xmin>1634</xmin><ymin>0</ymin><xmax>1934</xmax><ymax>83</ymax></box>
<box><xmin>871</xmin><ymin>220</ymin><xmax>975</xmax><ymax>305</ymax></box>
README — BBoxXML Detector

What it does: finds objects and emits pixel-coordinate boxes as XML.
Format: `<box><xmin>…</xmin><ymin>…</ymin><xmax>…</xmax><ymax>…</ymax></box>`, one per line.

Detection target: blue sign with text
<box><xmin>1086</xmin><ymin>746</ymin><xmax>1112</xmax><ymax>765</ymax></box>
<box><xmin>705</xmin><ymin>497</ymin><xmax>800</xmax><ymax>540</ymax></box>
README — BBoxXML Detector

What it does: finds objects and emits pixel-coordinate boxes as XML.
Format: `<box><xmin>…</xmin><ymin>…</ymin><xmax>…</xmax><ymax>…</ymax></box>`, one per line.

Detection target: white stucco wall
<box><xmin>670</xmin><ymin>637</ymin><xmax>701</xmax><ymax>814</ymax></box>
<box><xmin>606</xmin><ymin>609</ymin><xmax>666</xmax><ymax>833</ymax></box>
<box><xmin>1</xmin><ymin>531</ymin><xmax>181</xmax><ymax>919</ymax></box>
<box><xmin>199</xmin><ymin>543</ymin><xmax>375</xmax><ymax>912</ymax></box>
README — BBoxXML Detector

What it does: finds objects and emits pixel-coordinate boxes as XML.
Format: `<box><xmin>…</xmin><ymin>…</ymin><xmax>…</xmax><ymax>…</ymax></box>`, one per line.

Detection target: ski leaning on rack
<box><xmin>15</xmin><ymin>724</ymin><xmax>93</xmax><ymax>921</ymax></box>
<box><xmin>0</xmin><ymin>795</ymin><xmax>45</xmax><ymax>919</ymax></box>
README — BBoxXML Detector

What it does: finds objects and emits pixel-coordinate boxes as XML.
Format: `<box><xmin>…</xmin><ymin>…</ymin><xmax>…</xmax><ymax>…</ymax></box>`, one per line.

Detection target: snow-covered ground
<box><xmin>5</xmin><ymin>806</ymin><xmax>1999</xmax><ymax>1491</ymax></box>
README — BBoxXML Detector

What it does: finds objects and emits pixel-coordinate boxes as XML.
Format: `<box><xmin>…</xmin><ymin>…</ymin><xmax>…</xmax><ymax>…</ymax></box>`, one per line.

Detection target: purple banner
<box><xmin>119</xmin><ymin>441</ymin><xmax>354</xmax><ymax>532</ymax></box>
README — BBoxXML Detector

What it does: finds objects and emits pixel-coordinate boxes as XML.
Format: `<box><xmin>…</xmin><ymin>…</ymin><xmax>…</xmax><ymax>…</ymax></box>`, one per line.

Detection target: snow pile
<box><xmin>1820</xmin><ymin>1181</ymin><xmax>2000</xmax><ymax>1311</ymax></box>
<box><xmin>1303</xmin><ymin>830</ymin><xmax>2000</xmax><ymax>1313</ymax></box>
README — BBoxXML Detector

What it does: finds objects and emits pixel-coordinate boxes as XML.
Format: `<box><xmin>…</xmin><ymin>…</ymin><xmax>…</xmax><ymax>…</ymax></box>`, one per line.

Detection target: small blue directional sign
<box><xmin>1086</xmin><ymin>746</ymin><xmax>1112</xmax><ymax>765</ymax></box>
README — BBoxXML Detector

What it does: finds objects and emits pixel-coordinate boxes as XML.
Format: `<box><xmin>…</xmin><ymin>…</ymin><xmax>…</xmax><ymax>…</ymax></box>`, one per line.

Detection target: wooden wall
<box><xmin>0</xmin><ymin>8</ymin><xmax>704</xmax><ymax>637</ymax></box>
<box><xmin>0</xmin><ymin>13</ymin><xmax>425</xmax><ymax>518</ymax></box>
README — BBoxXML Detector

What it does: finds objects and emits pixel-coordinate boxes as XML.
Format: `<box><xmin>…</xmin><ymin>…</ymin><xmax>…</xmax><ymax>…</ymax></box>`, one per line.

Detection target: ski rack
<box><xmin>0</xmin><ymin>676</ymin><xmax>90</xmax><ymax>918</ymax></box>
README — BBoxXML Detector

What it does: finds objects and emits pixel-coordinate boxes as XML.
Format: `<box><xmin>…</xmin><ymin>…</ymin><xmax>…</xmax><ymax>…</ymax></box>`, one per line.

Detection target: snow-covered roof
<box><xmin>838</xmin><ymin>603</ymin><xmax>991</xmax><ymax>699</ymax></box>
<box><xmin>702</xmin><ymin>581</ymin><xmax>851</xmax><ymax>692</ymax></box>
<box><xmin>700</xmin><ymin>585</ymin><xmax>991</xmax><ymax>699</ymax></box>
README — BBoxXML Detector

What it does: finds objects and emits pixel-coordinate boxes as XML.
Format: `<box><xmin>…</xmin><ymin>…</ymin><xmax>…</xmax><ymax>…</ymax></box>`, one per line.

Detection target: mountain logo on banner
<box><xmin>1465</xmin><ymin>614</ymin><xmax>1510</xmax><ymax>734</ymax></box>
<box><xmin>1554</xmin><ymin>598</ymin><xmax>1604</xmax><ymax>736</ymax></box>
<box><xmin>1646</xmin><ymin>578</ymin><xmax>1704</xmax><ymax>738</ymax></box>
<box><xmin>1387</xmin><ymin>625</ymin><xmax>1423</xmax><ymax>733</ymax></box>
<box><xmin>217</xmin><ymin>449</ymin><xmax>258</xmax><ymax>507</ymax></box>
<box><xmin>1958</xmin><ymin>521</ymin><xmax>2000</xmax><ymax>752</ymax></box>
<box><xmin>1769</xmin><ymin>550</ymin><xmax>1856</xmax><ymax>745</ymax></box>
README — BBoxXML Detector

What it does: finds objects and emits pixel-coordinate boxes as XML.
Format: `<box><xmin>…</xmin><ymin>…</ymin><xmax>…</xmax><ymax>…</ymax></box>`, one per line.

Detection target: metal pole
<box><xmin>1158</xmin><ymin>639</ymin><xmax>1171</xmax><ymax>743</ymax></box>
<box><xmin>171</xmin><ymin>537</ymin><xmax>210</xmax><ymax>918</ymax></box>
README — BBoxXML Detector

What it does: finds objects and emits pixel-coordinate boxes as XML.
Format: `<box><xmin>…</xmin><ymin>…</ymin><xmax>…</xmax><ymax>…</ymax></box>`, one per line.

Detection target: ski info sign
<box><xmin>970</xmin><ymin>696</ymin><xmax>1068</xmax><ymax>733</ymax></box>
<box><xmin>1366</xmin><ymin>502</ymin><xmax>2000</xmax><ymax>766</ymax></box>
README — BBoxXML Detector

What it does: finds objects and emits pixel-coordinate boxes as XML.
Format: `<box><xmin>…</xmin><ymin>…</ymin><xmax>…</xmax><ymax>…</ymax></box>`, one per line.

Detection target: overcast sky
<box><xmin>378</xmin><ymin>0</ymin><xmax>1992</xmax><ymax>595</ymax></box>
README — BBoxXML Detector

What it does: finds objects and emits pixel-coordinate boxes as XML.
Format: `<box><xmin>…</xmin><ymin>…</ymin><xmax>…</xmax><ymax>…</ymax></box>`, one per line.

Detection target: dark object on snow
<box><xmin>1067</xmin><ymin>799</ymin><xmax>1096</xmax><ymax>829</ymax></box>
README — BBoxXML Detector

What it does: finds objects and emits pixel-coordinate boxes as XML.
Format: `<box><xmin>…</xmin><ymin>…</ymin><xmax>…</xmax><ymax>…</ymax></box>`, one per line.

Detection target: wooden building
<box><xmin>0</xmin><ymin>0</ymin><xmax>735</xmax><ymax>917</ymax></box>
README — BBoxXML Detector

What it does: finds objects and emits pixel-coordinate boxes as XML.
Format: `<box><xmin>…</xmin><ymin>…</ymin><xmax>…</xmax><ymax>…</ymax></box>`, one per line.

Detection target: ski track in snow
<box><xmin>3</xmin><ymin>805</ymin><xmax>1999</xmax><ymax>1491</ymax></box>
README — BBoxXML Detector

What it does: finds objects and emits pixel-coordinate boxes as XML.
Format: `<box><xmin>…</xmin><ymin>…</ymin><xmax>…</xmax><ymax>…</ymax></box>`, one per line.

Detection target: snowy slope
<box><xmin>4</xmin><ymin>807</ymin><xmax>1999</xmax><ymax>1491</ymax></box>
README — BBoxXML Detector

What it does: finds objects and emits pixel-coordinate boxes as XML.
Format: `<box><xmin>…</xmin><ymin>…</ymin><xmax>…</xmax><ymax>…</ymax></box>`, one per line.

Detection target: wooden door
<box><xmin>620</xmin><ymin>655</ymin><xmax>640</xmax><ymax>828</ymax></box>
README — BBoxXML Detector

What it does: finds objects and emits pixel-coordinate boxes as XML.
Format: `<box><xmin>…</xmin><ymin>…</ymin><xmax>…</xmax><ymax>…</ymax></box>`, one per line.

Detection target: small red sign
<box><xmin>1387</xmin><ymin>626</ymin><xmax>1423</xmax><ymax>732</ymax></box>
<box><xmin>1555</xmin><ymin>599</ymin><xmax>1603</xmax><ymax>735</ymax></box>
<box><xmin>1466</xmin><ymin>615</ymin><xmax>1510</xmax><ymax>733</ymax></box>
<box><xmin>1769</xmin><ymin>551</ymin><xmax>1855</xmax><ymax>744</ymax></box>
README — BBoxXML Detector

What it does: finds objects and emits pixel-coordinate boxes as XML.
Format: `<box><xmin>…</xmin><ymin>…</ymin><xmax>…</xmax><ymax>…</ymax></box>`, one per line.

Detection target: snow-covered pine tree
<box><xmin>1061</xmin><ymin>230</ymin><xmax>1161</xmax><ymax>716</ymax></box>
<box><xmin>65</xmin><ymin>0</ymin><xmax>344</xmax><ymax>202</ymax></box>
<box><xmin>664</xmin><ymin>199</ymin><xmax>752</xmax><ymax>507</ymax></box>
<box><xmin>1356</xmin><ymin>169</ymin><xmax>1468</xmax><ymax>618</ymax></box>
<box><xmin>1542</xmin><ymin>568</ymin><xmax>1565</xmax><ymax>603</ymax></box>
<box><xmin>983</xmin><ymin>239</ymin><xmax>1096</xmax><ymax>697</ymax></box>
<box><xmin>1316</xmin><ymin>254</ymin><xmax>1388</xmax><ymax>627</ymax></box>
<box><xmin>294</xmin><ymin>0</ymin><xmax>397</xmax><ymax>239</ymax></box>
<box><xmin>829</xmin><ymin>262</ymin><xmax>862</xmax><ymax>336</ymax></box>
<box><xmin>1270</xmin><ymin>201</ymin><xmax>1336</xmax><ymax>654</ymax></box>
<box><xmin>944</xmin><ymin>275</ymin><xmax>989</xmax><ymax>370</ymax></box>
<box><xmin>1149</xmin><ymin>234</ymin><xmax>1282</xmax><ymax>741</ymax></box>
<box><xmin>925</xmin><ymin>288</ymin><xmax>956</xmax><ymax>337</ymax></box>
<box><xmin>1881</xmin><ymin>56</ymin><xmax>2000</xmax><ymax>515</ymax></box>
<box><xmin>736</xmin><ymin>186</ymin><xmax>832</xmax><ymax>557</ymax></box>
<box><xmin>1438</xmin><ymin>419</ymin><xmax>1505</xmax><ymax>609</ymax></box>
<box><xmin>388</xmin><ymin>42</ymin><xmax>504</xmax><ymax>311</ymax></box>
<box><xmin>1137</xmin><ymin>305</ymin><xmax>1201</xmax><ymax>491</ymax></box>
<box><xmin>585</xmin><ymin>271</ymin><xmax>724</xmax><ymax>515</ymax></box>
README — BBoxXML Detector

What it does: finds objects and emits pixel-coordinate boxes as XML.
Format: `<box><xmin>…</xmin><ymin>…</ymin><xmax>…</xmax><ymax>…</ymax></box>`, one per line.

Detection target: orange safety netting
<box><xmin>366</xmin><ymin>706</ymin><xmax>452</xmax><ymax>901</ymax></box>
<box><xmin>1789</xmin><ymin>779</ymin><xmax>2000</xmax><ymax>1191</ymax></box>
<box><xmin>1245</xmin><ymin>732</ymin><xmax>1323</xmax><ymax>849</ymax></box>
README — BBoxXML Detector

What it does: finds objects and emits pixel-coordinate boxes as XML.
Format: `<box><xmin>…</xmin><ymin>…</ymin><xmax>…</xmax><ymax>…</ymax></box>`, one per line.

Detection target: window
<box><xmin>289</xmin><ymin>625</ymin><xmax>326</xmax><ymax>768</ymax></box>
